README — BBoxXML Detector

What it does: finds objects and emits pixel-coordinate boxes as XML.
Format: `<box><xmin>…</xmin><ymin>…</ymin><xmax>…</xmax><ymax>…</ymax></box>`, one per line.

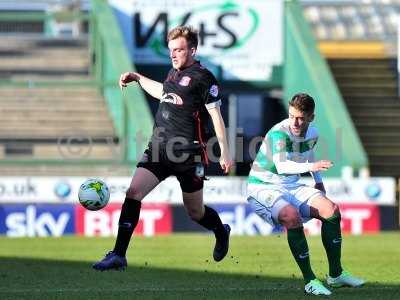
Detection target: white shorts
<box><xmin>247</xmin><ymin>183</ymin><xmax>323</xmax><ymax>226</ymax></box>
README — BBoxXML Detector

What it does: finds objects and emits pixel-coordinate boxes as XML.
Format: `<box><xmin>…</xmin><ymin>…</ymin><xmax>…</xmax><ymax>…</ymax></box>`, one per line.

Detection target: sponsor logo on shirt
<box><xmin>178</xmin><ymin>76</ymin><xmax>191</xmax><ymax>86</ymax></box>
<box><xmin>209</xmin><ymin>85</ymin><xmax>219</xmax><ymax>97</ymax></box>
<box><xmin>161</xmin><ymin>93</ymin><xmax>184</xmax><ymax>105</ymax></box>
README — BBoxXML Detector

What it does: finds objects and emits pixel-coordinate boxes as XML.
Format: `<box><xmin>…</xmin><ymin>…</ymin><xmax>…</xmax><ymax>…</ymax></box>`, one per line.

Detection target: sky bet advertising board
<box><xmin>0</xmin><ymin>202</ymin><xmax>382</xmax><ymax>237</ymax></box>
<box><xmin>0</xmin><ymin>175</ymin><xmax>395</xmax><ymax>237</ymax></box>
<box><xmin>0</xmin><ymin>203</ymin><xmax>172</xmax><ymax>237</ymax></box>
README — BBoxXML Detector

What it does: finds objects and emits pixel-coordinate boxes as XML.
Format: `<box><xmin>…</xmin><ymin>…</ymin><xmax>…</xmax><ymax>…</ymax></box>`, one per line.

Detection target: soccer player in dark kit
<box><xmin>93</xmin><ymin>26</ymin><xmax>234</xmax><ymax>270</ymax></box>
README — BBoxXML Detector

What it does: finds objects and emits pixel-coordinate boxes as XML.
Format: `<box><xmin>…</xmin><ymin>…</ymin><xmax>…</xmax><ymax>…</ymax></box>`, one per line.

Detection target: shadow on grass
<box><xmin>0</xmin><ymin>257</ymin><xmax>398</xmax><ymax>300</ymax></box>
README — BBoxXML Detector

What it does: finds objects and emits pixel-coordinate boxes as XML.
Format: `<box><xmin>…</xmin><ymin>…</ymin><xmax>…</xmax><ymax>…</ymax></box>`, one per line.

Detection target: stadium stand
<box><xmin>302</xmin><ymin>0</ymin><xmax>400</xmax><ymax>176</ymax></box>
<box><xmin>0</xmin><ymin>0</ymin><xmax>132</xmax><ymax>176</ymax></box>
<box><xmin>302</xmin><ymin>0</ymin><xmax>399</xmax><ymax>41</ymax></box>
<box><xmin>0</xmin><ymin>38</ymin><xmax>115</xmax><ymax>148</ymax></box>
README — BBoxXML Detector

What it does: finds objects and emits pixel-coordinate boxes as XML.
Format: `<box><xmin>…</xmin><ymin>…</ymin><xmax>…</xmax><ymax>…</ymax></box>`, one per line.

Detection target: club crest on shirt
<box><xmin>275</xmin><ymin>139</ymin><xmax>286</xmax><ymax>152</ymax></box>
<box><xmin>209</xmin><ymin>85</ymin><xmax>219</xmax><ymax>97</ymax></box>
<box><xmin>179</xmin><ymin>76</ymin><xmax>191</xmax><ymax>86</ymax></box>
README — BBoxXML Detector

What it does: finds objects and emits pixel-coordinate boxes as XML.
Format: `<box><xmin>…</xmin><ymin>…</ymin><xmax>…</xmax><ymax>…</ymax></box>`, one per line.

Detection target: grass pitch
<box><xmin>0</xmin><ymin>233</ymin><xmax>399</xmax><ymax>299</ymax></box>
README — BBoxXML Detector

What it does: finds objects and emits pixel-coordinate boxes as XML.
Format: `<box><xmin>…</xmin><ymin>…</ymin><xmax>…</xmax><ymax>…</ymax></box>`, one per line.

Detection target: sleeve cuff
<box><xmin>205</xmin><ymin>99</ymin><xmax>222</xmax><ymax>110</ymax></box>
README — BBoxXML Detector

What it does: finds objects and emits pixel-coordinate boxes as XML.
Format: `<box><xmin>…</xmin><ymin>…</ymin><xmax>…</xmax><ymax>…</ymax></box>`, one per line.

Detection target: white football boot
<box><xmin>327</xmin><ymin>271</ymin><xmax>365</xmax><ymax>287</ymax></box>
<box><xmin>305</xmin><ymin>279</ymin><xmax>332</xmax><ymax>296</ymax></box>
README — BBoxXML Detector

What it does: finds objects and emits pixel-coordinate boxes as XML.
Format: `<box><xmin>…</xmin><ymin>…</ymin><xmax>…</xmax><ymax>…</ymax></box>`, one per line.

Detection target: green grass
<box><xmin>0</xmin><ymin>233</ymin><xmax>399</xmax><ymax>299</ymax></box>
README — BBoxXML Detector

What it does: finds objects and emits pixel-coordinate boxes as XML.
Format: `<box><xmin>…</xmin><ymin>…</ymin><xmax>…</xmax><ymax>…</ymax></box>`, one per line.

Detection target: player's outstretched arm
<box><xmin>119</xmin><ymin>72</ymin><xmax>163</xmax><ymax>100</ymax></box>
<box><xmin>273</xmin><ymin>153</ymin><xmax>333</xmax><ymax>175</ymax></box>
<box><xmin>208</xmin><ymin>106</ymin><xmax>233</xmax><ymax>174</ymax></box>
<box><xmin>273</xmin><ymin>153</ymin><xmax>313</xmax><ymax>174</ymax></box>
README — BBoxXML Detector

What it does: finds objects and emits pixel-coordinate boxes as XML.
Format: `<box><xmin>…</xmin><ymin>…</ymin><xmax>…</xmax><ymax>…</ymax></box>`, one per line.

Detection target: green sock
<box><xmin>287</xmin><ymin>227</ymin><xmax>316</xmax><ymax>283</ymax></box>
<box><xmin>321</xmin><ymin>213</ymin><xmax>343</xmax><ymax>277</ymax></box>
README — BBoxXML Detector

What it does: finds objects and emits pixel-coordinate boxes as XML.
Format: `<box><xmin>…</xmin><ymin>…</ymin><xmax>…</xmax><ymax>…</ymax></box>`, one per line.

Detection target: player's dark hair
<box><xmin>289</xmin><ymin>93</ymin><xmax>315</xmax><ymax>115</ymax></box>
<box><xmin>167</xmin><ymin>26</ymin><xmax>199</xmax><ymax>49</ymax></box>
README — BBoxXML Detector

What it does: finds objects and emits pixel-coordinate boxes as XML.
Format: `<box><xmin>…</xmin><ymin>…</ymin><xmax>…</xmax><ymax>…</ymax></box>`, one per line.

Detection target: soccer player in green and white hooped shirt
<box><xmin>247</xmin><ymin>93</ymin><xmax>365</xmax><ymax>296</ymax></box>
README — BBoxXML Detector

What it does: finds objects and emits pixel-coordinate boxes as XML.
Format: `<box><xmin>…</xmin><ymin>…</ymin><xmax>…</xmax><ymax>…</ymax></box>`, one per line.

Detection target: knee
<box><xmin>333</xmin><ymin>204</ymin><xmax>340</xmax><ymax>214</ymax></box>
<box><xmin>278</xmin><ymin>206</ymin><xmax>302</xmax><ymax>229</ymax></box>
<box><xmin>126</xmin><ymin>186</ymin><xmax>144</xmax><ymax>201</ymax></box>
<box><xmin>320</xmin><ymin>202</ymin><xmax>339</xmax><ymax>219</ymax></box>
<box><xmin>329</xmin><ymin>203</ymin><xmax>341</xmax><ymax>218</ymax></box>
<box><xmin>186</xmin><ymin>207</ymin><xmax>204</xmax><ymax>221</ymax></box>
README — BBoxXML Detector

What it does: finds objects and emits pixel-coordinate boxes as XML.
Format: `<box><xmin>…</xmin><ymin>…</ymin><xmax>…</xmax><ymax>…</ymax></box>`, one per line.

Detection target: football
<box><xmin>78</xmin><ymin>178</ymin><xmax>110</xmax><ymax>211</ymax></box>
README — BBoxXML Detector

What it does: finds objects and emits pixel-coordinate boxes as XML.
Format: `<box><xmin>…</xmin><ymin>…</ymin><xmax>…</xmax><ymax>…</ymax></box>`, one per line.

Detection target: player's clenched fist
<box><xmin>119</xmin><ymin>72</ymin><xmax>140</xmax><ymax>89</ymax></box>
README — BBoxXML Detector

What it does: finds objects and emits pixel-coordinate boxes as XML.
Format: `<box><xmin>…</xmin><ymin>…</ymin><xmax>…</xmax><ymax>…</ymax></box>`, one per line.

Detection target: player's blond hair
<box><xmin>167</xmin><ymin>26</ymin><xmax>199</xmax><ymax>49</ymax></box>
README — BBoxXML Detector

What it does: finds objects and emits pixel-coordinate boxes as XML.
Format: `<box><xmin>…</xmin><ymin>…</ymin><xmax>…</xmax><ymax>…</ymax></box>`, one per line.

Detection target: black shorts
<box><xmin>136</xmin><ymin>143</ymin><xmax>205</xmax><ymax>193</ymax></box>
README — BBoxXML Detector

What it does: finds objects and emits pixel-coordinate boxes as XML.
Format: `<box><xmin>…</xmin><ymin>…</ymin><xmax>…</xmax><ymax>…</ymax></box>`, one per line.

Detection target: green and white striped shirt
<box><xmin>248</xmin><ymin>119</ymin><xmax>321</xmax><ymax>186</ymax></box>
